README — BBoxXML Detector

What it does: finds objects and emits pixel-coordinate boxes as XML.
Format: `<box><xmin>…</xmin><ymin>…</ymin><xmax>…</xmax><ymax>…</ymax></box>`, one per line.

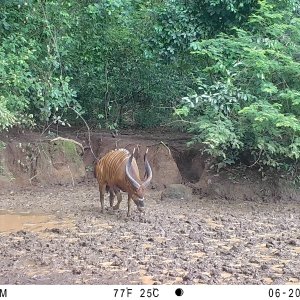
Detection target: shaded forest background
<box><xmin>1</xmin><ymin>0</ymin><xmax>300</xmax><ymax>177</ymax></box>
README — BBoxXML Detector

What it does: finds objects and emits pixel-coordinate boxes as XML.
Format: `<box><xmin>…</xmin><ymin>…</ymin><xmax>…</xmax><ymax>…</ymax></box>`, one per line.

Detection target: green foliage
<box><xmin>2</xmin><ymin>0</ymin><xmax>300</xmax><ymax>179</ymax></box>
<box><xmin>239</xmin><ymin>101</ymin><xmax>300</xmax><ymax>166</ymax></box>
<box><xmin>146</xmin><ymin>1</ymin><xmax>199</xmax><ymax>60</ymax></box>
<box><xmin>0</xmin><ymin>97</ymin><xmax>15</xmax><ymax>130</ymax></box>
<box><xmin>0</xmin><ymin>1</ymin><xmax>79</xmax><ymax>129</ymax></box>
<box><xmin>177</xmin><ymin>0</ymin><xmax>300</xmax><ymax>171</ymax></box>
<box><xmin>186</xmin><ymin>113</ymin><xmax>243</xmax><ymax>159</ymax></box>
<box><xmin>147</xmin><ymin>0</ymin><xmax>259</xmax><ymax>61</ymax></box>
<box><xmin>184</xmin><ymin>0</ymin><xmax>259</xmax><ymax>35</ymax></box>
<box><xmin>0</xmin><ymin>0</ymin><xmax>263</xmax><ymax>132</ymax></box>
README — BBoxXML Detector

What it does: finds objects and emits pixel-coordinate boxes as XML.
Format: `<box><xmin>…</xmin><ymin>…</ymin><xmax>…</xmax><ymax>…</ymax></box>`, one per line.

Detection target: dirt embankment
<box><xmin>0</xmin><ymin>130</ymin><xmax>183</xmax><ymax>191</ymax></box>
<box><xmin>1</xmin><ymin>129</ymin><xmax>300</xmax><ymax>285</ymax></box>
<box><xmin>1</xmin><ymin>129</ymin><xmax>299</xmax><ymax>203</ymax></box>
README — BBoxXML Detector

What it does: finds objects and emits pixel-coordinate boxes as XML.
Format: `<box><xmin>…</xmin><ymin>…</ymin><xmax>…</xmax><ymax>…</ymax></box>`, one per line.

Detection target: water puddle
<box><xmin>292</xmin><ymin>247</ymin><xmax>300</xmax><ymax>253</ymax></box>
<box><xmin>271</xmin><ymin>265</ymin><xmax>284</xmax><ymax>274</ymax></box>
<box><xmin>139</xmin><ymin>269</ymin><xmax>155</xmax><ymax>285</ymax></box>
<box><xmin>141</xmin><ymin>275</ymin><xmax>155</xmax><ymax>285</ymax></box>
<box><xmin>205</xmin><ymin>218</ymin><xmax>224</xmax><ymax>229</ymax></box>
<box><xmin>221</xmin><ymin>272</ymin><xmax>232</xmax><ymax>279</ymax></box>
<box><xmin>263</xmin><ymin>277</ymin><xmax>273</xmax><ymax>284</ymax></box>
<box><xmin>186</xmin><ymin>250</ymin><xmax>206</xmax><ymax>262</ymax></box>
<box><xmin>191</xmin><ymin>252</ymin><xmax>206</xmax><ymax>258</ymax></box>
<box><xmin>174</xmin><ymin>214</ymin><xmax>186</xmax><ymax>220</ymax></box>
<box><xmin>0</xmin><ymin>209</ymin><xmax>72</xmax><ymax>233</ymax></box>
<box><xmin>289</xmin><ymin>278</ymin><xmax>300</xmax><ymax>284</ymax></box>
<box><xmin>143</xmin><ymin>243</ymin><xmax>154</xmax><ymax>249</ymax></box>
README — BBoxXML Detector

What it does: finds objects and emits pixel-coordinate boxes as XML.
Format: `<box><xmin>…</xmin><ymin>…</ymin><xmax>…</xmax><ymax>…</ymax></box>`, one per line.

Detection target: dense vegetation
<box><xmin>1</xmin><ymin>0</ymin><xmax>300</xmax><ymax>173</ymax></box>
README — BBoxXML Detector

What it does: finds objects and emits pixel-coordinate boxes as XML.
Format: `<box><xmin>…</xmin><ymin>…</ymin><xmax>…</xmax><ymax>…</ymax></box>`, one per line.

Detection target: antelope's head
<box><xmin>125</xmin><ymin>148</ymin><xmax>152</xmax><ymax>211</ymax></box>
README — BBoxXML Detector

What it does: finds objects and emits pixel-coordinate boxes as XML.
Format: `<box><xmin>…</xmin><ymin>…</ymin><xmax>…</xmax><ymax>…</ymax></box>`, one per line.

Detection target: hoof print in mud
<box><xmin>72</xmin><ymin>268</ymin><xmax>82</xmax><ymax>275</ymax></box>
<box><xmin>47</xmin><ymin>228</ymin><xmax>62</xmax><ymax>234</ymax></box>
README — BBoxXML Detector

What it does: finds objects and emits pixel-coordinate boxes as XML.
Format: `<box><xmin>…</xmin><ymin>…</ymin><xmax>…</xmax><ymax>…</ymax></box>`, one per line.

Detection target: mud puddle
<box><xmin>0</xmin><ymin>210</ymin><xmax>73</xmax><ymax>234</ymax></box>
<box><xmin>1</xmin><ymin>184</ymin><xmax>300</xmax><ymax>284</ymax></box>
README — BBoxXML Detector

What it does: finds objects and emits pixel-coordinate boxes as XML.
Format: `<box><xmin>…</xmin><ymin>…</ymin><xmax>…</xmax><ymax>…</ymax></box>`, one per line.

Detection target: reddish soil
<box><xmin>0</xmin><ymin>129</ymin><xmax>300</xmax><ymax>284</ymax></box>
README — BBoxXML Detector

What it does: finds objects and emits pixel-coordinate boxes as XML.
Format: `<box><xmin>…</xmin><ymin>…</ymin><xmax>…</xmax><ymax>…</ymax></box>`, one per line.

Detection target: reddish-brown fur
<box><xmin>95</xmin><ymin>148</ymin><xmax>151</xmax><ymax>216</ymax></box>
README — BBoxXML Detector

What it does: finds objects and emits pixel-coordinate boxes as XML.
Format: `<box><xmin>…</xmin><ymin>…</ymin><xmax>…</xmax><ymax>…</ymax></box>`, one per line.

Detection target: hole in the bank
<box><xmin>171</xmin><ymin>148</ymin><xmax>205</xmax><ymax>183</ymax></box>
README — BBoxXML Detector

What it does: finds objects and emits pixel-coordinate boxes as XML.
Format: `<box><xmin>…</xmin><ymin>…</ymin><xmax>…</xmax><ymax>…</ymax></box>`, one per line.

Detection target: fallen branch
<box><xmin>144</xmin><ymin>141</ymin><xmax>172</xmax><ymax>157</ymax></box>
<box><xmin>115</xmin><ymin>139</ymin><xmax>121</xmax><ymax>149</ymax></box>
<box><xmin>160</xmin><ymin>141</ymin><xmax>172</xmax><ymax>157</ymax></box>
<box><xmin>68</xmin><ymin>106</ymin><xmax>98</xmax><ymax>161</ymax></box>
<box><xmin>247</xmin><ymin>148</ymin><xmax>263</xmax><ymax>168</ymax></box>
<box><xmin>29</xmin><ymin>174</ymin><xmax>38</xmax><ymax>185</ymax></box>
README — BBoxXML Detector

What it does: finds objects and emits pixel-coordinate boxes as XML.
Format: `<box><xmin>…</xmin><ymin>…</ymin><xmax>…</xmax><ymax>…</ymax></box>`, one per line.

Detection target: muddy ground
<box><xmin>0</xmin><ymin>129</ymin><xmax>300</xmax><ymax>285</ymax></box>
<box><xmin>1</xmin><ymin>182</ymin><xmax>300</xmax><ymax>285</ymax></box>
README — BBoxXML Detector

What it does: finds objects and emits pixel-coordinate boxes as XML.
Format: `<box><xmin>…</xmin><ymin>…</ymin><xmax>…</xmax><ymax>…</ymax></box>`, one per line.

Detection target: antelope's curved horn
<box><xmin>143</xmin><ymin>148</ymin><xmax>152</xmax><ymax>188</ymax></box>
<box><xmin>125</xmin><ymin>148</ymin><xmax>140</xmax><ymax>190</ymax></box>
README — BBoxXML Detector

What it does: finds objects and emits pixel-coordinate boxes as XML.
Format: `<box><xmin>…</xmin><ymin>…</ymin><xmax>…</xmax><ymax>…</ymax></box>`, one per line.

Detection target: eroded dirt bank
<box><xmin>0</xmin><ymin>183</ymin><xmax>300</xmax><ymax>285</ymax></box>
<box><xmin>0</xmin><ymin>130</ymin><xmax>300</xmax><ymax>285</ymax></box>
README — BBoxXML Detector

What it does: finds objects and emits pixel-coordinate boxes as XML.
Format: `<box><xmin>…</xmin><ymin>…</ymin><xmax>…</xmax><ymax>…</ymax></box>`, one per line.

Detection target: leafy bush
<box><xmin>0</xmin><ymin>2</ymin><xmax>80</xmax><ymax>129</ymax></box>
<box><xmin>176</xmin><ymin>0</ymin><xmax>300</xmax><ymax>171</ymax></box>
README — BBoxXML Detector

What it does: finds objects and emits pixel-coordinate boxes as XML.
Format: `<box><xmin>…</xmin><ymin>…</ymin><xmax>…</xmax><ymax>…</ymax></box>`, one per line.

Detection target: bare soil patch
<box><xmin>0</xmin><ymin>129</ymin><xmax>300</xmax><ymax>284</ymax></box>
<box><xmin>1</xmin><ymin>183</ymin><xmax>300</xmax><ymax>285</ymax></box>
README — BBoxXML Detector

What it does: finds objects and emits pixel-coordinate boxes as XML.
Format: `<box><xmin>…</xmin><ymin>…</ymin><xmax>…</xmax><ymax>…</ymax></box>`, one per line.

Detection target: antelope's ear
<box><xmin>143</xmin><ymin>148</ymin><xmax>152</xmax><ymax>187</ymax></box>
<box><xmin>133</xmin><ymin>146</ymin><xmax>141</xmax><ymax>159</ymax></box>
<box><xmin>129</xmin><ymin>148</ymin><xmax>135</xmax><ymax>164</ymax></box>
<box><xmin>144</xmin><ymin>148</ymin><xmax>149</xmax><ymax>162</ymax></box>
